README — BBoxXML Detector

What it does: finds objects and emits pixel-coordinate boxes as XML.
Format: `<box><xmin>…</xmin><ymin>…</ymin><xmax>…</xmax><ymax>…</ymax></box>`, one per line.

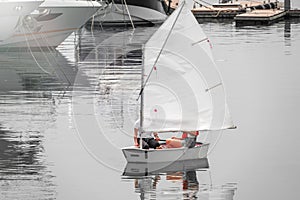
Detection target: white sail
<box><xmin>142</xmin><ymin>1</ymin><xmax>235</xmax><ymax>132</ymax></box>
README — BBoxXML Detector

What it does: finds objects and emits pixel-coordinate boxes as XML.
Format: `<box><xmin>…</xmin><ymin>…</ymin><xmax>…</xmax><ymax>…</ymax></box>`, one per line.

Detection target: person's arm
<box><xmin>185</xmin><ymin>131</ymin><xmax>198</xmax><ymax>136</ymax></box>
<box><xmin>153</xmin><ymin>132</ymin><xmax>160</xmax><ymax>141</ymax></box>
<box><xmin>134</xmin><ymin>128</ymin><xmax>139</xmax><ymax>146</ymax></box>
<box><xmin>171</xmin><ymin>136</ymin><xmax>183</xmax><ymax>140</ymax></box>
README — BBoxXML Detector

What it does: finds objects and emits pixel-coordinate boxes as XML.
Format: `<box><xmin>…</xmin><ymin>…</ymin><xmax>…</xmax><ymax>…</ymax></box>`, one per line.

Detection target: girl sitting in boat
<box><xmin>166</xmin><ymin>131</ymin><xmax>199</xmax><ymax>148</ymax></box>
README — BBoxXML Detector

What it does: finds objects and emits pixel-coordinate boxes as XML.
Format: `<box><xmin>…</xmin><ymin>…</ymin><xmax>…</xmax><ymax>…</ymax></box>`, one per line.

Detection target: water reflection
<box><xmin>0</xmin><ymin>127</ymin><xmax>56</xmax><ymax>199</ymax></box>
<box><xmin>122</xmin><ymin>159</ymin><xmax>237</xmax><ymax>200</ymax></box>
<box><xmin>283</xmin><ymin>18</ymin><xmax>300</xmax><ymax>55</ymax></box>
<box><xmin>77</xmin><ymin>26</ymin><xmax>157</xmax><ymax>63</ymax></box>
<box><xmin>0</xmin><ymin>49</ymin><xmax>76</xmax><ymax>199</ymax></box>
<box><xmin>0</xmin><ymin>49</ymin><xmax>77</xmax><ymax>91</ymax></box>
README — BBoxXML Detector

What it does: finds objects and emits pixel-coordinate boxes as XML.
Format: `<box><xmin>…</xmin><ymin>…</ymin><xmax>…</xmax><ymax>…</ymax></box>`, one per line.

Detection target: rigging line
<box><xmin>22</xmin><ymin>20</ymin><xmax>56</xmax><ymax>74</ymax></box>
<box><xmin>22</xmin><ymin>27</ymin><xmax>67</xmax><ymax>101</ymax></box>
<box><xmin>91</xmin><ymin>14</ymin><xmax>95</xmax><ymax>32</ymax></box>
<box><xmin>194</xmin><ymin>0</ymin><xmax>213</xmax><ymax>6</ymax></box>
<box><xmin>33</xmin><ymin>30</ymin><xmax>72</xmax><ymax>101</ymax></box>
<box><xmin>23</xmin><ymin>19</ymin><xmax>73</xmax><ymax>89</ymax></box>
<box><xmin>193</xmin><ymin>0</ymin><xmax>214</xmax><ymax>10</ymax></box>
<box><xmin>25</xmin><ymin>17</ymin><xmax>74</xmax><ymax>87</ymax></box>
<box><xmin>42</xmin><ymin>34</ymin><xmax>73</xmax><ymax>87</ymax></box>
<box><xmin>137</xmin><ymin>2</ymin><xmax>185</xmax><ymax>101</ymax></box>
<box><xmin>87</xmin><ymin>0</ymin><xmax>97</xmax><ymax>31</ymax></box>
<box><xmin>118</xmin><ymin>0</ymin><xmax>132</xmax><ymax>29</ymax></box>
<box><xmin>21</xmin><ymin>26</ymin><xmax>53</xmax><ymax>75</ymax></box>
<box><xmin>120</xmin><ymin>0</ymin><xmax>126</xmax><ymax>26</ymax></box>
<box><xmin>123</xmin><ymin>0</ymin><xmax>135</xmax><ymax>30</ymax></box>
<box><xmin>112</xmin><ymin>0</ymin><xmax>135</xmax><ymax>29</ymax></box>
<box><xmin>95</xmin><ymin>1</ymin><xmax>109</xmax><ymax>29</ymax></box>
<box><xmin>32</xmin><ymin>31</ymin><xmax>57</xmax><ymax>66</ymax></box>
<box><xmin>191</xmin><ymin>37</ymin><xmax>208</xmax><ymax>46</ymax></box>
<box><xmin>112</xmin><ymin>0</ymin><xmax>124</xmax><ymax>13</ymax></box>
<box><xmin>20</xmin><ymin>31</ymin><xmax>63</xmax><ymax>111</ymax></box>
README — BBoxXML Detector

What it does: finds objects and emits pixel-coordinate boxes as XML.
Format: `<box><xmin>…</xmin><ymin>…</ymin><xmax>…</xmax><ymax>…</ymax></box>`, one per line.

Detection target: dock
<box><xmin>192</xmin><ymin>3</ymin><xmax>244</xmax><ymax>19</ymax></box>
<box><xmin>191</xmin><ymin>0</ymin><xmax>278</xmax><ymax>19</ymax></box>
<box><xmin>166</xmin><ymin>0</ymin><xmax>300</xmax><ymax>26</ymax></box>
<box><xmin>192</xmin><ymin>8</ymin><xmax>242</xmax><ymax>19</ymax></box>
<box><xmin>189</xmin><ymin>0</ymin><xmax>300</xmax><ymax>26</ymax></box>
<box><xmin>287</xmin><ymin>9</ymin><xmax>300</xmax><ymax>17</ymax></box>
<box><xmin>234</xmin><ymin>9</ymin><xmax>287</xmax><ymax>26</ymax></box>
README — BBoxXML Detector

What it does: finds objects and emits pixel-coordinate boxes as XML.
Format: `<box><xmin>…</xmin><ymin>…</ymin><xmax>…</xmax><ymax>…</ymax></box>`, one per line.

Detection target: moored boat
<box><xmin>0</xmin><ymin>0</ymin><xmax>44</xmax><ymax>42</ymax></box>
<box><xmin>0</xmin><ymin>0</ymin><xmax>103</xmax><ymax>48</ymax></box>
<box><xmin>91</xmin><ymin>0</ymin><xmax>168</xmax><ymax>26</ymax></box>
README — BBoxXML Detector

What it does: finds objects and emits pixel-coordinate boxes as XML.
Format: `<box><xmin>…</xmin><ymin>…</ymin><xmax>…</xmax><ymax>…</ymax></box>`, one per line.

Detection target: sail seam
<box><xmin>191</xmin><ymin>37</ymin><xmax>208</xmax><ymax>46</ymax></box>
<box><xmin>205</xmin><ymin>83</ymin><xmax>222</xmax><ymax>92</ymax></box>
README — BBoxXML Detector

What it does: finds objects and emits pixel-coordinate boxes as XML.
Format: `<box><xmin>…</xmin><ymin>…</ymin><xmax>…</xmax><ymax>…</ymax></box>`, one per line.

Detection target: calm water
<box><xmin>1</xmin><ymin>9</ymin><xmax>300</xmax><ymax>200</ymax></box>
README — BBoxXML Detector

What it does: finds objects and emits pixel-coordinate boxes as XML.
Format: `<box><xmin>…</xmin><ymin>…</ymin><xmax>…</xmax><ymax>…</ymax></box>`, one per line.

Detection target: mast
<box><xmin>137</xmin><ymin>1</ymin><xmax>185</xmax><ymax>99</ymax></box>
<box><xmin>139</xmin><ymin>45</ymin><xmax>145</xmax><ymax>148</ymax></box>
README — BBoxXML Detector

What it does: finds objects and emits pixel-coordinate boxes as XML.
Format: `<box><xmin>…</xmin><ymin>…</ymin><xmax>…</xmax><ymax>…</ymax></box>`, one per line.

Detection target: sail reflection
<box><xmin>122</xmin><ymin>159</ymin><xmax>237</xmax><ymax>200</ymax></box>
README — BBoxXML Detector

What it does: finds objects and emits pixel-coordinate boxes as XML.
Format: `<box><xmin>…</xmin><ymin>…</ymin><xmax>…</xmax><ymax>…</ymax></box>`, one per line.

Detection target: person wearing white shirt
<box><xmin>133</xmin><ymin>120</ymin><xmax>160</xmax><ymax>149</ymax></box>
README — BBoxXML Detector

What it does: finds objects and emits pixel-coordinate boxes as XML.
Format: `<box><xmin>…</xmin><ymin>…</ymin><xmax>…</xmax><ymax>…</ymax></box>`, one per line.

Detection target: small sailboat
<box><xmin>122</xmin><ymin>0</ymin><xmax>235</xmax><ymax>163</ymax></box>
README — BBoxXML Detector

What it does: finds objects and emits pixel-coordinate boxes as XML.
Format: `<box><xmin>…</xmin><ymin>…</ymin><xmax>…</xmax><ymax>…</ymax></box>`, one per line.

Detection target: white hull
<box><xmin>123</xmin><ymin>158</ymin><xmax>209</xmax><ymax>176</ymax></box>
<box><xmin>122</xmin><ymin>143</ymin><xmax>209</xmax><ymax>163</ymax></box>
<box><xmin>0</xmin><ymin>0</ymin><xmax>102</xmax><ymax>48</ymax></box>
<box><xmin>93</xmin><ymin>3</ymin><xmax>167</xmax><ymax>25</ymax></box>
<box><xmin>0</xmin><ymin>0</ymin><xmax>44</xmax><ymax>41</ymax></box>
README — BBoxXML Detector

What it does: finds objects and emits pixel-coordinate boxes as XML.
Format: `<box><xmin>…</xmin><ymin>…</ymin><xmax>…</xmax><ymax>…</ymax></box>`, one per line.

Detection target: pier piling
<box><xmin>284</xmin><ymin>0</ymin><xmax>291</xmax><ymax>11</ymax></box>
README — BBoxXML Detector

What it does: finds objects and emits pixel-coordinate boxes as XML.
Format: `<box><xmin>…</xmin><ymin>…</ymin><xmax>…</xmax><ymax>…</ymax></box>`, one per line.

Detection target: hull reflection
<box><xmin>123</xmin><ymin>158</ymin><xmax>209</xmax><ymax>177</ymax></box>
<box><xmin>122</xmin><ymin>158</ymin><xmax>237</xmax><ymax>200</ymax></box>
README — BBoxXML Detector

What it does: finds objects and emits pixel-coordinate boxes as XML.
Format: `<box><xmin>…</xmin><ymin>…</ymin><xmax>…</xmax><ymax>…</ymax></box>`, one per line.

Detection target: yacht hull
<box><xmin>0</xmin><ymin>1</ymin><xmax>102</xmax><ymax>48</ymax></box>
<box><xmin>0</xmin><ymin>0</ymin><xmax>44</xmax><ymax>41</ymax></box>
<box><xmin>92</xmin><ymin>1</ymin><xmax>167</xmax><ymax>26</ymax></box>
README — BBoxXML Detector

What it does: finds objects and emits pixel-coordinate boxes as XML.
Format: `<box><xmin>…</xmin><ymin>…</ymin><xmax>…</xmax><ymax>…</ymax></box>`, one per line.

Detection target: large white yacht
<box><xmin>0</xmin><ymin>0</ymin><xmax>103</xmax><ymax>48</ymax></box>
<box><xmin>91</xmin><ymin>0</ymin><xmax>168</xmax><ymax>26</ymax></box>
<box><xmin>0</xmin><ymin>0</ymin><xmax>44</xmax><ymax>42</ymax></box>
